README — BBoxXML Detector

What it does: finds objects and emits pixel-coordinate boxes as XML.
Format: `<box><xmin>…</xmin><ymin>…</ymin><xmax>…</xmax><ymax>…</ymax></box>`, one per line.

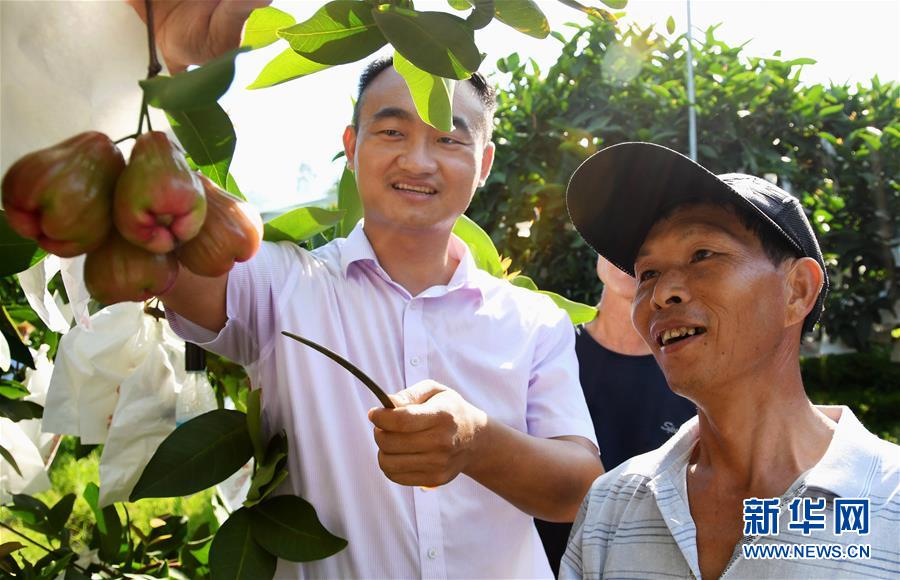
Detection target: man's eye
<box><xmin>692</xmin><ymin>249</ymin><xmax>714</xmax><ymax>262</ymax></box>
<box><xmin>438</xmin><ymin>136</ymin><xmax>462</xmax><ymax>145</ymax></box>
<box><xmin>638</xmin><ymin>269</ymin><xmax>658</xmax><ymax>282</ymax></box>
<box><xmin>381</xmin><ymin>129</ymin><xmax>402</xmax><ymax>137</ymax></box>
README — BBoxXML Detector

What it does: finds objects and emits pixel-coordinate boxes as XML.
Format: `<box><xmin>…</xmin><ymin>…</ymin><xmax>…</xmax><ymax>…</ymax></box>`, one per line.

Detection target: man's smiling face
<box><xmin>342</xmin><ymin>67</ymin><xmax>494</xmax><ymax>235</ymax></box>
<box><xmin>631</xmin><ymin>203</ymin><xmax>791</xmax><ymax>401</ymax></box>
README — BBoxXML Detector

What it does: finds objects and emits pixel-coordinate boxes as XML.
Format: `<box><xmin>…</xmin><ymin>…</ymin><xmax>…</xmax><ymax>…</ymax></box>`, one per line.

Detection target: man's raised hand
<box><xmin>126</xmin><ymin>0</ymin><xmax>272</xmax><ymax>73</ymax></box>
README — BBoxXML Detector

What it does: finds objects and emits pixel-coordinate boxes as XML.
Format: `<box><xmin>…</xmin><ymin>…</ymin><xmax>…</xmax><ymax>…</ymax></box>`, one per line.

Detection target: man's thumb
<box><xmin>389</xmin><ymin>379</ymin><xmax>444</xmax><ymax>408</ymax></box>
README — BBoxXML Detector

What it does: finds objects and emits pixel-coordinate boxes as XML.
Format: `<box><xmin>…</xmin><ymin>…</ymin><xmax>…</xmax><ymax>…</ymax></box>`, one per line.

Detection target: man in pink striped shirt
<box><xmin>160</xmin><ymin>55</ymin><xmax>603</xmax><ymax>577</ymax></box>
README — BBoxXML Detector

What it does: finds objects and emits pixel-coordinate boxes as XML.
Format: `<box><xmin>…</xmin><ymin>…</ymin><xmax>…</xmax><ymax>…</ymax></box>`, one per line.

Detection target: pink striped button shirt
<box><xmin>169</xmin><ymin>224</ymin><xmax>596</xmax><ymax>579</ymax></box>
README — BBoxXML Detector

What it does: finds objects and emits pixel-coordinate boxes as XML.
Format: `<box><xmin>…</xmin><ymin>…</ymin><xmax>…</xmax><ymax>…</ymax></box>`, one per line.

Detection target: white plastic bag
<box><xmin>42</xmin><ymin>303</ymin><xmax>147</xmax><ymax>443</ymax></box>
<box><xmin>0</xmin><ymin>419</ymin><xmax>51</xmax><ymax>502</ymax></box>
<box><xmin>16</xmin><ymin>256</ymin><xmax>71</xmax><ymax>335</ymax></box>
<box><xmin>98</xmin><ymin>321</ymin><xmax>178</xmax><ymax>506</ymax></box>
<box><xmin>0</xmin><ymin>345</ymin><xmax>59</xmax><ymax>502</ymax></box>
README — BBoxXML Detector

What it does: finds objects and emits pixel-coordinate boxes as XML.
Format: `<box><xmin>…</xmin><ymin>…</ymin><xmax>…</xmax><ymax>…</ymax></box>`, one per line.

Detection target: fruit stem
<box><xmin>114</xmin><ymin>133</ymin><xmax>140</xmax><ymax>145</ymax></box>
<box><xmin>143</xmin><ymin>0</ymin><xmax>162</xmax><ymax>79</ymax></box>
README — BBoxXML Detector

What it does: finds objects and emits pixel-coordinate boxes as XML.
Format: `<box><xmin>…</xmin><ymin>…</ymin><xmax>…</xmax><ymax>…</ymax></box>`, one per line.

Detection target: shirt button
<box><xmin>410</xmin><ymin>356</ymin><xmax>420</xmax><ymax>367</ymax></box>
<box><xmin>427</xmin><ymin>548</ymin><xmax>438</xmax><ymax>559</ymax></box>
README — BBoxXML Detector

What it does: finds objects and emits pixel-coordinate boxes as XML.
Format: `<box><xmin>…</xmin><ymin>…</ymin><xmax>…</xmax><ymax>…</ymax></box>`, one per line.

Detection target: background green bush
<box><xmin>470</xmin><ymin>18</ymin><xmax>898</xmax><ymax>353</ymax></box>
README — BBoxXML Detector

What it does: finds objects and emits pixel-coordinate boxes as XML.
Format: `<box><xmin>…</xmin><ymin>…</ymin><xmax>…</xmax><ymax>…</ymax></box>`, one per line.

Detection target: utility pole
<box><xmin>685</xmin><ymin>0</ymin><xmax>698</xmax><ymax>161</ymax></box>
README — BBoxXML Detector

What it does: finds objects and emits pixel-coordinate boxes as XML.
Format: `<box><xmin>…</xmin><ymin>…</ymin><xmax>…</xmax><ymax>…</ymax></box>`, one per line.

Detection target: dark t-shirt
<box><xmin>536</xmin><ymin>325</ymin><xmax>697</xmax><ymax>575</ymax></box>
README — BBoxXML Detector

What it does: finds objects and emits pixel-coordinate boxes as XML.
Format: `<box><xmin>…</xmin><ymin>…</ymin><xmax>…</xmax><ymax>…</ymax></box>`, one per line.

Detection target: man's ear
<box><xmin>342</xmin><ymin>125</ymin><xmax>357</xmax><ymax>171</ymax></box>
<box><xmin>478</xmin><ymin>141</ymin><xmax>496</xmax><ymax>187</ymax></box>
<box><xmin>784</xmin><ymin>257</ymin><xmax>824</xmax><ymax>328</ymax></box>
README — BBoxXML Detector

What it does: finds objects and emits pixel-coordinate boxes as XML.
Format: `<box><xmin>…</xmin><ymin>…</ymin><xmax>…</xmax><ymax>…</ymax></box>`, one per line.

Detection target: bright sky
<box><xmin>223</xmin><ymin>0</ymin><xmax>900</xmax><ymax>213</ymax></box>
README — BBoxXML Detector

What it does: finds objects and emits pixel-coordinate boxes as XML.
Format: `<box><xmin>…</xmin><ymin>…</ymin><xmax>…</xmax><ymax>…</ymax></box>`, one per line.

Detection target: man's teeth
<box><xmin>661</xmin><ymin>327</ymin><xmax>701</xmax><ymax>345</ymax></box>
<box><xmin>394</xmin><ymin>183</ymin><xmax>436</xmax><ymax>194</ymax></box>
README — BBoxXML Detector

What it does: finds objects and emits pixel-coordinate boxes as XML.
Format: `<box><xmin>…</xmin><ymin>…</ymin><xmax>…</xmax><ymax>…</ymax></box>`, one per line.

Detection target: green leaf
<box><xmin>9</xmin><ymin>495</ymin><xmax>50</xmax><ymax>533</ymax></box>
<box><xmin>600</xmin><ymin>0</ymin><xmax>628</xmax><ymax>8</ymax></box>
<box><xmin>452</xmin><ymin>214</ymin><xmax>504</xmax><ymax>277</ymax></box>
<box><xmin>394</xmin><ymin>51</ymin><xmax>456</xmax><ymax>132</ymax></box>
<box><xmin>245</xmin><ymin>389</ymin><xmax>264</xmax><ymax>464</ymax></box>
<box><xmin>785</xmin><ymin>57</ymin><xmax>816</xmax><ymax>67</ymax></box>
<box><xmin>0</xmin><ymin>399</ymin><xmax>43</xmax><ymax>422</ymax></box>
<box><xmin>0</xmin><ymin>445</ymin><xmax>22</xmax><ymax>477</ymax></box>
<box><xmin>461</xmin><ymin>0</ymin><xmax>495</xmax><ymax>29</ymax></box>
<box><xmin>226</xmin><ymin>173</ymin><xmax>246</xmax><ymax>201</ymax></box>
<box><xmin>83</xmin><ymin>483</ymin><xmax>105</xmax><ymax>534</ymax></box>
<box><xmin>447</xmin><ymin>0</ymin><xmax>470</xmax><ymax>9</ymax></box>
<box><xmin>47</xmin><ymin>494</ymin><xmax>76</xmax><ymax>536</ymax></box>
<box><xmin>167</xmin><ymin>103</ymin><xmax>236</xmax><ymax>189</ymax></box>
<box><xmin>263</xmin><ymin>207</ymin><xmax>345</xmax><ymax>243</ymax></box>
<box><xmin>130</xmin><ymin>410</ymin><xmax>254</xmax><ymax>500</ymax></box>
<box><xmin>141</xmin><ymin>48</ymin><xmax>248</xmax><ymax>111</ymax></box>
<box><xmin>242</xmin><ymin>7</ymin><xmax>297</xmax><ymax>49</ymax></box>
<box><xmin>649</xmin><ymin>84</ymin><xmax>671</xmax><ymax>99</ymax></box>
<box><xmin>96</xmin><ymin>505</ymin><xmax>123</xmax><ymax>563</ymax></box>
<box><xmin>249</xmin><ymin>496</ymin><xmax>348</xmax><ymax>562</ymax></box>
<box><xmin>493</xmin><ymin>0</ymin><xmax>549</xmax><ymax>38</ymax></box>
<box><xmin>509</xmin><ymin>274</ymin><xmax>539</xmax><ymax>291</ymax></box>
<box><xmin>539</xmin><ymin>290</ymin><xmax>597</xmax><ymax>325</ymax></box>
<box><xmin>337</xmin><ymin>167</ymin><xmax>363</xmax><ymax>238</ymax></box>
<box><xmin>278</xmin><ymin>0</ymin><xmax>386</xmax><ymax>65</ymax></box>
<box><xmin>209</xmin><ymin>508</ymin><xmax>276</xmax><ymax>580</ymax></box>
<box><xmin>666</xmin><ymin>15</ymin><xmax>675</xmax><ymax>34</ymax></box>
<box><xmin>0</xmin><ymin>211</ymin><xmax>46</xmax><ymax>277</ymax></box>
<box><xmin>0</xmin><ymin>306</ymin><xmax>34</xmax><ymax>370</ymax></box>
<box><xmin>556</xmin><ymin>0</ymin><xmax>615</xmax><ymax>21</ymax></box>
<box><xmin>0</xmin><ymin>380</ymin><xmax>28</xmax><ymax>400</ymax></box>
<box><xmin>373</xmin><ymin>6</ymin><xmax>482</xmax><ymax>79</ymax></box>
<box><xmin>247</xmin><ymin>47</ymin><xmax>332</xmax><ymax>90</ymax></box>
<box><xmin>820</xmin><ymin>103</ymin><xmax>844</xmax><ymax>116</ymax></box>
<box><xmin>243</xmin><ymin>431</ymin><xmax>288</xmax><ymax>507</ymax></box>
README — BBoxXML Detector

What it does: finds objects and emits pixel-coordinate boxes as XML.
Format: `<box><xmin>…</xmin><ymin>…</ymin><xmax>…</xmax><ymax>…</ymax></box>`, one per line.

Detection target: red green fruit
<box><xmin>113</xmin><ymin>131</ymin><xmax>206</xmax><ymax>254</ymax></box>
<box><xmin>1</xmin><ymin>131</ymin><xmax>124</xmax><ymax>257</ymax></box>
<box><xmin>84</xmin><ymin>231</ymin><xmax>179</xmax><ymax>304</ymax></box>
<box><xmin>177</xmin><ymin>175</ymin><xmax>263</xmax><ymax>277</ymax></box>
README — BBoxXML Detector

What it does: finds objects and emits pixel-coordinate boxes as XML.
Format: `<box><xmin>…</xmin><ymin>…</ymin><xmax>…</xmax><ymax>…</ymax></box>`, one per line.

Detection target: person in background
<box><xmin>536</xmin><ymin>254</ymin><xmax>695</xmax><ymax>575</ymax></box>
<box><xmin>562</xmin><ymin>141</ymin><xmax>899</xmax><ymax>579</ymax></box>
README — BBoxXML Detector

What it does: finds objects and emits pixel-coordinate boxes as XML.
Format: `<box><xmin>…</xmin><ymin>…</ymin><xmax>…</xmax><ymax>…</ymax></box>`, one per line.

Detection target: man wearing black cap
<box><xmin>561</xmin><ymin>142</ymin><xmax>900</xmax><ymax>579</ymax></box>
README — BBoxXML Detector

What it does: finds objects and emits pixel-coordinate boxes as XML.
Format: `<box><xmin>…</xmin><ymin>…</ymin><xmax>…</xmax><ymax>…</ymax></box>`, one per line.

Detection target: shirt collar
<box><xmin>627</xmin><ymin>406</ymin><xmax>880</xmax><ymax>499</ymax></box>
<box><xmin>802</xmin><ymin>405</ymin><xmax>882</xmax><ymax>498</ymax></box>
<box><xmin>339</xmin><ymin>222</ymin><xmax>486</xmax><ymax>301</ymax></box>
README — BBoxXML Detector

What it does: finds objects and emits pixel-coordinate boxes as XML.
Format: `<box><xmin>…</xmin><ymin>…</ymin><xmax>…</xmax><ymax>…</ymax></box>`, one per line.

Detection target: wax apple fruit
<box><xmin>113</xmin><ymin>131</ymin><xmax>206</xmax><ymax>254</ymax></box>
<box><xmin>84</xmin><ymin>231</ymin><xmax>179</xmax><ymax>304</ymax></box>
<box><xmin>177</xmin><ymin>175</ymin><xmax>263</xmax><ymax>277</ymax></box>
<box><xmin>1</xmin><ymin>131</ymin><xmax>124</xmax><ymax>257</ymax></box>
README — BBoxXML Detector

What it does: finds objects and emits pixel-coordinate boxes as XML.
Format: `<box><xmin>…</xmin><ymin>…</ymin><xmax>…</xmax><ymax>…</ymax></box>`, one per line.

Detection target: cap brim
<box><xmin>567</xmin><ymin>142</ymin><xmax>744</xmax><ymax>276</ymax></box>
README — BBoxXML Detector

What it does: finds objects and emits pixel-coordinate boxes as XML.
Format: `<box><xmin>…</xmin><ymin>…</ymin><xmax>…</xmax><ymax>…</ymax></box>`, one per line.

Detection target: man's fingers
<box><xmin>373</xmin><ymin>427</ymin><xmax>452</xmax><ymax>454</ymax></box>
<box><xmin>370</xmin><ymin>404</ymin><xmax>444</xmax><ymax>433</ymax></box>
<box><xmin>377</xmin><ymin>452</ymin><xmax>456</xmax><ymax>487</ymax></box>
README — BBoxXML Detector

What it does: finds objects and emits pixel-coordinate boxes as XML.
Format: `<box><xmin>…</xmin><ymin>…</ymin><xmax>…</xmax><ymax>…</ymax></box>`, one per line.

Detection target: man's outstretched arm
<box><xmin>370</xmin><ymin>381</ymin><xmax>604</xmax><ymax>522</ymax></box>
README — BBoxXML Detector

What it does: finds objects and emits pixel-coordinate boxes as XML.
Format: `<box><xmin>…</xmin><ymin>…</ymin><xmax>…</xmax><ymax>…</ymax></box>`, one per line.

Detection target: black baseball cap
<box><xmin>566</xmin><ymin>142</ymin><xmax>828</xmax><ymax>333</ymax></box>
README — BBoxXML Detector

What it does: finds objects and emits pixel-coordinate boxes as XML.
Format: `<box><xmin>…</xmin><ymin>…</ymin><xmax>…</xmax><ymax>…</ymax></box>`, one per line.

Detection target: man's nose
<box><xmin>397</xmin><ymin>138</ymin><xmax>438</xmax><ymax>173</ymax></box>
<box><xmin>652</xmin><ymin>269</ymin><xmax>691</xmax><ymax>310</ymax></box>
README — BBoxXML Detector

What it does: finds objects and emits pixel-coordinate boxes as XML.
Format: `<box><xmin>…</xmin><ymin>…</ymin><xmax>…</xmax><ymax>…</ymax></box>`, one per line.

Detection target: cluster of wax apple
<box><xmin>2</xmin><ymin>131</ymin><xmax>262</xmax><ymax>304</ymax></box>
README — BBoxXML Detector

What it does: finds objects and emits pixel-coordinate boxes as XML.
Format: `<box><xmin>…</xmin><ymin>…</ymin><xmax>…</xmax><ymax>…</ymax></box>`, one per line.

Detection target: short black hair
<box><xmin>351</xmin><ymin>57</ymin><xmax>496</xmax><ymax>140</ymax></box>
<box><xmin>654</xmin><ymin>198</ymin><xmax>802</xmax><ymax>267</ymax></box>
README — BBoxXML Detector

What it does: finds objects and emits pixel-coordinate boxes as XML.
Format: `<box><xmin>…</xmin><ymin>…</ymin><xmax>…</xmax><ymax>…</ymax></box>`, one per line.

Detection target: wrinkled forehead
<box><xmin>637</xmin><ymin>203</ymin><xmax>755</xmax><ymax>260</ymax></box>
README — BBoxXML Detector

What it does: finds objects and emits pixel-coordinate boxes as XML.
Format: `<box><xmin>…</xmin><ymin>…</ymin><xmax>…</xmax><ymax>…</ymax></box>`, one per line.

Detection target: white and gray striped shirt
<box><xmin>562</xmin><ymin>405</ymin><xmax>900</xmax><ymax>579</ymax></box>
